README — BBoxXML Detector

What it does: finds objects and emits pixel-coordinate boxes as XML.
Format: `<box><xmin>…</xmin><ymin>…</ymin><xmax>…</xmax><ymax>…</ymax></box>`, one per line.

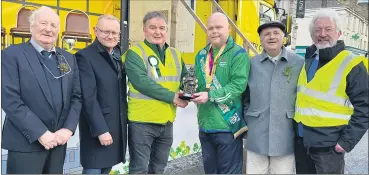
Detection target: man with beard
<box><xmin>294</xmin><ymin>9</ymin><xmax>369</xmax><ymax>174</ymax></box>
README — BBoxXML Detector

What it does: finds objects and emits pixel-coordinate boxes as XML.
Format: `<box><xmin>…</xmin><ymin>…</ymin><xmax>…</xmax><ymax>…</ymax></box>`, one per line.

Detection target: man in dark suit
<box><xmin>1</xmin><ymin>6</ymin><xmax>82</xmax><ymax>174</ymax></box>
<box><xmin>75</xmin><ymin>14</ymin><xmax>127</xmax><ymax>174</ymax></box>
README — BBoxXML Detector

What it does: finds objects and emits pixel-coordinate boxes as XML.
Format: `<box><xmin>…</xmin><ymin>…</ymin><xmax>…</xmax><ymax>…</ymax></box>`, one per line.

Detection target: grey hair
<box><xmin>142</xmin><ymin>11</ymin><xmax>168</xmax><ymax>26</ymax></box>
<box><xmin>309</xmin><ymin>9</ymin><xmax>341</xmax><ymax>37</ymax></box>
<box><xmin>29</xmin><ymin>6</ymin><xmax>54</xmax><ymax>25</ymax></box>
<box><xmin>97</xmin><ymin>14</ymin><xmax>120</xmax><ymax>25</ymax></box>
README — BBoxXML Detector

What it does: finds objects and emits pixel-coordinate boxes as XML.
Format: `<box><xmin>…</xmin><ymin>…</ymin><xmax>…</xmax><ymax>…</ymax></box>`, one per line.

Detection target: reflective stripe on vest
<box><xmin>295</xmin><ymin>52</ymin><xmax>358</xmax><ymax>126</ymax></box>
<box><xmin>297</xmin><ymin>53</ymin><xmax>355</xmax><ymax>106</ymax></box>
<box><xmin>130</xmin><ymin>44</ymin><xmax>181</xmax><ymax>99</ymax></box>
<box><xmin>128</xmin><ymin>91</ymin><xmax>153</xmax><ymax>100</ymax></box>
<box><xmin>296</xmin><ymin>107</ymin><xmax>351</xmax><ymax>120</ymax></box>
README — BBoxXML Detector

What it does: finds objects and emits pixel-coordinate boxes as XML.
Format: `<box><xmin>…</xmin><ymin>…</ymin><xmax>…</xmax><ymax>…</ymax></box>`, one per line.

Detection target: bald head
<box><xmin>29</xmin><ymin>6</ymin><xmax>60</xmax><ymax>51</ymax></box>
<box><xmin>206</xmin><ymin>12</ymin><xmax>230</xmax><ymax>48</ymax></box>
<box><xmin>207</xmin><ymin>12</ymin><xmax>229</xmax><ymax>27</ymax></box>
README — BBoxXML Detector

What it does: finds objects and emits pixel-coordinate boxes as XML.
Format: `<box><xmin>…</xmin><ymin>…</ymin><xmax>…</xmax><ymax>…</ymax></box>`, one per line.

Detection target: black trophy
<box><xmin>179</xmin><ymin>66</ymin><xmax>197</xmax><ymax>100</ymax></box>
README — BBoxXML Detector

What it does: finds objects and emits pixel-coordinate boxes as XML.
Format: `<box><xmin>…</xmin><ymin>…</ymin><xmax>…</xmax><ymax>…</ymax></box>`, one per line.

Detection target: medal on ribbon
<box><xmin>205</xmin><ymin>44</ymin><xmax>226</xmax><ymax>90</ymax></box>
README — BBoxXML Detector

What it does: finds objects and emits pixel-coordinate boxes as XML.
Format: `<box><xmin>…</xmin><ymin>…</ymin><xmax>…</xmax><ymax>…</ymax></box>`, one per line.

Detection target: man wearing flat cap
<box><xmin>243</xmin><ymin>21</ymin><xmax>304</xmax><ymax>174</ymax></box>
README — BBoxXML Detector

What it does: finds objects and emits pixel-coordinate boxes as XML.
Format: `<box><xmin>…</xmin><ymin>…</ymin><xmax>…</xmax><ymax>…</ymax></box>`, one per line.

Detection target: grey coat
<box><xmin>243</xmin><ymin>47</ymin><xmax>304</xmax><ymax>156</ymax></box>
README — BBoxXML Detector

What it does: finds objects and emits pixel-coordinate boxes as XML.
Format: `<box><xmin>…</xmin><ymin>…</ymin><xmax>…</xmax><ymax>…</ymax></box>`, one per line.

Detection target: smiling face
<box><xmin>206</xmin><ymin>13</ymin><xmax>230</xmax><ymax>48</ymax></box>
<box><xmin>95</xmin><ymin>17</ymin><xmax>120</xmax><ymax>49</ymax></box>
<box><xmin>260</xmin><ymin>27</ymin><xmax>284</xmax><ymax>52</ymax></box>
<box><xmin>144</xmin><ymin>17</ymin><xmax>167</xmax><ymax>47</ymax></box>
<box><xmin>312</xmin><ymin>17</ymin><xmax>341</xmax><ymax>49</ymax></box>
<box><xmin>30</xmin><ymin>7</ymin><xmax>60</xmax><ymax>50</ymax></box>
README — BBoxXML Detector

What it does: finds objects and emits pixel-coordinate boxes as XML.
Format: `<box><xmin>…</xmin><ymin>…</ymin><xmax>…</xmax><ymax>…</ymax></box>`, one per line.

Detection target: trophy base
<box><xmin>179</xmin><ymin>93</ymin><xmax>195</xmax><ymax>101</ymax></box>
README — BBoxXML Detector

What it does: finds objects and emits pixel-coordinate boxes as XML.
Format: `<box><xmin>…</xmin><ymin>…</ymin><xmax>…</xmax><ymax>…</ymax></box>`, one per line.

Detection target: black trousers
<box><xmin>199</xmin><ymin>131</ymin><xmax>243</xmax><ymax>174</ymax></box>
<box><xmin>294</xmin><ymin>137</ymin><xmax>345</xmax><ymax>174</ymax></box>
<box><xmin>6</xmin><ymin>145</ymin><xmax>67</xmax><ymax>174</ymax></box>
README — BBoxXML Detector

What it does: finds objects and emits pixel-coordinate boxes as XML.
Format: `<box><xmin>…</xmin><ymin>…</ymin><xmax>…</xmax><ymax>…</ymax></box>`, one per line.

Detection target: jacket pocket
<box><xmin>102</xmin><ymin>107</ymin><xmax>111</xmax><ymax>115</ymax></box>
<box><xmin>286</xmin><ymin>110</ymin><xmax>295</xmax><ymax>119</ymax></box>
<box><xmin>245</xmin><ymin>111</ymin><xmax>260</xmax><ymax>118</ymax></box>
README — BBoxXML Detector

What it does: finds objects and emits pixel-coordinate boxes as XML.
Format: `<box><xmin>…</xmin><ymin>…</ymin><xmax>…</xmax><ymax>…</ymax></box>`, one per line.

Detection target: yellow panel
<box><xmin>113</xmin><ymin>0</ymin><xmax>121</xmax><ymax>19</ymax></box>
<box><xmin>2</xmin><ymin>2</ymin><xmax>22</xmax><ymax>30</ymax></box>
<box><xmin>264</xmin><ymin>0</ymin><xmax>275</xmax><ymax>7</ymax></box>
<box><xmin>182</xmin><ymin>0</ymin><xmax>212</xmax><ymax>65</ymax></box>
<box><xmin>89</xmin><ymin>0</ymin><xmax>115</xmax><ymax>14</ymax></box>
<box><xmin>89</xmin><ymin>15</ymin><xmax>99</xmax><ymax>33</ymax></box>
<box><xmin>2</xmin><ymin>2</ymin><xmax>32</xmax><ymax>47</ymax></box>
<box><xmin>25</xmin><ymin>0</ymin><xmax>57</xmax><ymax>7</ymax></box>
<box><xmin>236</xmin><ymin>0</ymin><xmax>262</xmax><ymax>57</ymax></box>
<box><xmin>60</xmin><ymin>0</ymin><xmax>86</xmax><ymax>12</ymax></box>
<box><xmin>218</xmin><ymin>0</ymin><xmax>236</xmax><ymax>38</ymax></box>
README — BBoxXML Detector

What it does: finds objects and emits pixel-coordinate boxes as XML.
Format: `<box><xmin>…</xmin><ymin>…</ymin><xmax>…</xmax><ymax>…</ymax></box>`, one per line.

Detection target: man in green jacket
<box><xmin>192</xmin><ymin>12</ymin><xmax>250</xmax><ymax>174</ymax></box>
<box><xmin>123</xmin><ymin>11</ymin><xmax>188</xmax><ymax>174</ymax></box>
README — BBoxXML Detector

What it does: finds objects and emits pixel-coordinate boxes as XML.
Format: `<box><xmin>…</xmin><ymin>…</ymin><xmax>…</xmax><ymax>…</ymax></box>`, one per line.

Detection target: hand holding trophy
<box><xmin>179</xmin><ymin>66</ymin><xmax>198</xmax><ymax>101</ymax></box>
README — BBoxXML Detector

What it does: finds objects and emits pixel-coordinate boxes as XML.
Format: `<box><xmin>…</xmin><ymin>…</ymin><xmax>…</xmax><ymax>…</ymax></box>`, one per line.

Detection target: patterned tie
<box><xmin>41</xmin><ymin>50</ymin><xmax>53</xmax><ymax>57</ymax></box>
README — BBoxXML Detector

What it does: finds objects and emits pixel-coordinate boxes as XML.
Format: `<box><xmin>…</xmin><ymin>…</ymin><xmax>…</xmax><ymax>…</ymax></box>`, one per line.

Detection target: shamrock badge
<box><xmin>282</xmin><ymin>66</ymin><xmax>293</xmax><ymax>83</ymax></box>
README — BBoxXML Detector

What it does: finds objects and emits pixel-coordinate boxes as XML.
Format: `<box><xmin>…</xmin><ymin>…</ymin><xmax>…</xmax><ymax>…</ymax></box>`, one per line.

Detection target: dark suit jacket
<box><xmin>75</xmin><ymin>40</ymin><xmax>128</xmax><ymax>168</ymax></box>
<box><xmin>1</xmin><ymin>42</ymin><xmax>82</xmax><ymax>152</ymax></box>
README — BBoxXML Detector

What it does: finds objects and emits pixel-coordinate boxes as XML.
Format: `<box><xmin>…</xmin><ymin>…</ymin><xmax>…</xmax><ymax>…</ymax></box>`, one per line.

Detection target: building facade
<box><xmin>295</xmin><ymin>7</ymin><xmax>368</xmax><ymax>53</ymax></box>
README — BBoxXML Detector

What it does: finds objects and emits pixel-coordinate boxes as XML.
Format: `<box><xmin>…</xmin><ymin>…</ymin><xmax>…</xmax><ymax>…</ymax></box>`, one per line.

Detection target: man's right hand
<box><xmin>38</xmin><ymin>130</ymin><xmax>57</xmax><ymax>150</ymax></box>
<box><xmin>98</xmin><ymin>132</ymin><xmax>113</xmax><ymax>146</ymax></box>
<box><xmin>173</xmin><ymin>93</ymin><xmax>188</xmax><ymax>108</ymax></box>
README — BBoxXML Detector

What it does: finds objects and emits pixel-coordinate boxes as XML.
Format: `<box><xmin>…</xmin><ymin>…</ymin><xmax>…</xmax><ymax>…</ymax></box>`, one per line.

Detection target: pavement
<box><xmin>165</xmin><ymin>131</ymin><xmax>368</xmax><ymax>174</ymax></box>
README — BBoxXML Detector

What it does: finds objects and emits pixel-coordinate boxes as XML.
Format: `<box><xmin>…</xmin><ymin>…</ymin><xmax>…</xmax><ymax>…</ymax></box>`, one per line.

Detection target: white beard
<box><xmin>315</xmin><ymin>40</ymin><xmax>337</xmax><ymax>50</ymax></box>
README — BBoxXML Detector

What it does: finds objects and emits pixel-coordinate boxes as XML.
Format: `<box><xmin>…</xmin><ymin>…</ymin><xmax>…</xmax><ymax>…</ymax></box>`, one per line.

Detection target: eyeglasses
<box><xmin>96</xmin><ymin>27</ymin><xmax>120</xmax><ymax>38</ymax></box>
<box><xmin>42</xmin><ymin>53</ymin><xmax>71</xmax><ymax>79</ymax></box>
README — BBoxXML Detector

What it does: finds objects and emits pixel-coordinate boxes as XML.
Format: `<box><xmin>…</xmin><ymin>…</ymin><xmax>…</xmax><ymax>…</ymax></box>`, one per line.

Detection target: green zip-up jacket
<box><xmin>195</xmin><ymin>36</ymin><xmax>250</xmax><ymax>132</ymax></box>
<box><xmin>124</xmin><ymin>40</ymin><xmax>188</xmax><ymax>104</ymax></box>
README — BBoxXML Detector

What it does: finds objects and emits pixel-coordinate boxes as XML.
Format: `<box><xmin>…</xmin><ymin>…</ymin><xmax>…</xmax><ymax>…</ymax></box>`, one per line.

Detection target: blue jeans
<box><xmin>199</xmin><ymin>131</ymin><xmax>243</xmax><ymax>174</ymax></box>
<box><xmin>82</xmin><ymin>167</ymin><xmax>112</xmax><ymax>174</ymax></box>
<box><xmin>128</xmin><ymin>122</ymin><xmax>173</xmax><ymax>174</ymax></box>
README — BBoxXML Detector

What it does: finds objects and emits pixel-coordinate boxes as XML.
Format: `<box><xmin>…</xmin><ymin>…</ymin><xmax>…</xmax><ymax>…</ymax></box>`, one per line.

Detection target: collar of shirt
<box><xmin>260</xmin><ymin>46</ymin><xmax>288</xmax><ymax>63</ymax></box>
<box><xmin>30</xmin><ymin>38</ymin><xmax>56</xmax><ymax>58</ymax></box>
<box><xmin>267</xmin><ymin>51</ymin><xmax>281</xmax><ymax>63</ymax></box>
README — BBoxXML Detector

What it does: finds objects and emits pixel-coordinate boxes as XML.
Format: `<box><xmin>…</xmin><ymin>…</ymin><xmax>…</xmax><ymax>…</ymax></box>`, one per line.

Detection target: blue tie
<box><xmin>307</xmin><ymin>55</ymin><xmax>319</xmax><ymax>82</ymax></box>
<box><xmin>298</xmin><ymin>55</ymin><xmax>319</xmax><ymax>137</ymax></box>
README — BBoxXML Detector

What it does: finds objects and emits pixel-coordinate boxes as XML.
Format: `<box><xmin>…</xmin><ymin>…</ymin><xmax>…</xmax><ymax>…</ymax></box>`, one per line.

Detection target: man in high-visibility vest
<box><xmin>294</xmin><ymin>9</ymin><xmax>369</xmax><ymax>174</ymax></box>
<box><xmin>123</xmin><ymin>11</ymin><xmax>188</xmax><ymax>174</ymax></box>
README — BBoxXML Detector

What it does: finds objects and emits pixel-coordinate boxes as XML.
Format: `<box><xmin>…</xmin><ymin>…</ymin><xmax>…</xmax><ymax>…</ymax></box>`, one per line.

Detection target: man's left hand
<box><xmin>335</xmin><ymin>143</ymin><xmax>345</xmax><ymax>153</ymax></box>
<box><xmin>192</xmin><ymin>92</ymin><xmax>209</xmax><ymax>104</ymax></box>
<box><xmin>55</xmin><ymin>128</ymin><xmax>73</xmax><ymax>145</ymax></box>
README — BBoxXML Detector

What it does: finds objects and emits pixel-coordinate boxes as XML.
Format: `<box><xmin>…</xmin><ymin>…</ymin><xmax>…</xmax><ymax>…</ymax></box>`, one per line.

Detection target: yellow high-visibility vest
<box><xmin>126</xmin><ymin>42</ymin><xmax>182</xmax><ymax>124</ymax></box>
<box><xmin>294</xmin><ymin>50</ymin><xmax>368</xmax><ymax>127</ymax></box>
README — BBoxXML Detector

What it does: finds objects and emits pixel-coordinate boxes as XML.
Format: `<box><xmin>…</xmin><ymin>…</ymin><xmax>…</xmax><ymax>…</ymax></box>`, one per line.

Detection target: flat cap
<box><xmin>257</xmin><ymin>21</ymin><xmax>286</xmax><ymax>35</ymax></box>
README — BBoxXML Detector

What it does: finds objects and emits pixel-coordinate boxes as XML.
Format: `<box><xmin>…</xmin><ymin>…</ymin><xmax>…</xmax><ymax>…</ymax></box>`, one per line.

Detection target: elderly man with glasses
<box><xmin>75</xmin><ymin>14</ymin><xmax>128</xmax><ymax>174</ymax></box>
<box><xmin>1</xmin><ymin>6</ymin><xmax>82</xmax><ymax>174</ymax></box>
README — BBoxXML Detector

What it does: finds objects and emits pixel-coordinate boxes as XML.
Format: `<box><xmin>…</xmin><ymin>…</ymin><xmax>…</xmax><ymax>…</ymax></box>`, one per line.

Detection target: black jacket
<box><xmin>75</xmin><ymin>39</ymin><xmax>128</xmax><ymax>168</ymax></box>
<box><xmin>301</xmin><ymin>40</ymin><xmax>368</xmax><ymax>152</ymax></box>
